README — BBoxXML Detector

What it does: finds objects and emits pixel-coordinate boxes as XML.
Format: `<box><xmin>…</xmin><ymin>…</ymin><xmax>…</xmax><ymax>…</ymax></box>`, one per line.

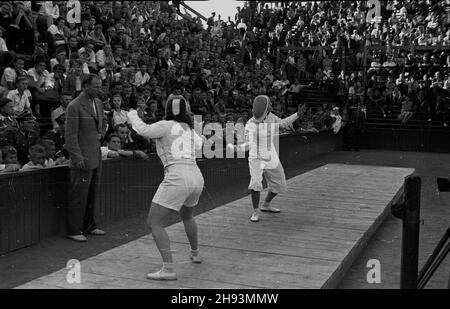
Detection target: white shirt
<box><xmin>112</xmin><ymin>110</ymin><xmax>128</xmax><ymax>127</ymax></box>
<box><xmin>134</xmin><ymin>71</ymin><xmax>150</xmax><ymax>87</ymax></box>
<box><xmin>128</xmin><ymin>110</ymin><xmax>203</xmax><ymax>168</ymax></box>
<box><xmin>237</xmin><ymin>22</ymin><xmax>247</xmax><ymax>31</ymax></box>
<box><xmin>101</xmin><ymin>146</ymin><xmax>117</xmax><ymax>159</ymax></box>
<box><xmin>240</xmin><ymin>112</ymin><xmax>299</xmax><ymax>160</ymax></box>
<box><xmin>78</xmin><ymin>47</ymin><xmax>96</xmax><ymax>63</ymax></box>
<box><xmin>27</xmin><ymin>68</ymin><xmax>54</xmax><ymax>89</ymax></box>
<box><xmin>21</xmin><ymin>162</ymin><xmax>45</xmax><ymax>172</ymax></box>
<box><xmin>0</xmin><ymin>38</ymin><xmax>8</xmax><ymax>52</ymax></box>
<box><xmin>331</xmin><ymin>115</ymin><xmax>342</xmax><ymax>134</ymax></box>
<box><xmin>6</xmin><ymin>89</ymin><xmax>32</xmax><ymax>114</ymax></box>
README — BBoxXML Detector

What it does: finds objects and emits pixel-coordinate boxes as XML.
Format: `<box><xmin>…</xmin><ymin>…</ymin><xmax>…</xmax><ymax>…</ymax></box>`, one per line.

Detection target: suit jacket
<box><xmin>64</xmin><ymin>92</ymin><xmax>107</xmax><ymax>170</ymax></box>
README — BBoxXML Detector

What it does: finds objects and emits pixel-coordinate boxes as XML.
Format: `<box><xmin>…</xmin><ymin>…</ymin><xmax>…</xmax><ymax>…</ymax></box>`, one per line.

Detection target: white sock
<box><xmin>191</xmin><ymin>249</ymin><xmax>199</xmax><ymax>257</ymax></box>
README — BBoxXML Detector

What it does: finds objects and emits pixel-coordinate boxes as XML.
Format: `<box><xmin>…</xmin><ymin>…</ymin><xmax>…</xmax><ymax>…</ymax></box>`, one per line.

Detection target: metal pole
<box><xmin>400</xmin><ymin>175</ymin><xmax>421</xmax><ymax>289</ymax></box>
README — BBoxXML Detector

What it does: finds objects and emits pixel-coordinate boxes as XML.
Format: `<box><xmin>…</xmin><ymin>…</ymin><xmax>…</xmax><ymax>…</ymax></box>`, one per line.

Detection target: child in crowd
<box><xmin>20</xmin><ymin>145</ymin><xmax>46</xmax><ymax>172</ymax></box>
<box><xmin>39</xmin><ymin>139</ymin><xmax>68</xmax><ymax>167</ymax></box>
<box><xmin>1</xmin><ymin>145</ymin><xmax>21</xmax><ymax>168</ymax></box>
<box><xmin>0</xmin><ymin>146</ymin><xmax>21</xmax><ymax>173</ymax></box>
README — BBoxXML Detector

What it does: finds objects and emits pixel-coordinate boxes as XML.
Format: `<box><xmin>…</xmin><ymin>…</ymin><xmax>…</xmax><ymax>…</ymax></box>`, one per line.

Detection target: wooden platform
<box><xmin>16</xmin><ymin>164</ymin><xmax>414</xmax><ymax>289</ymax></box>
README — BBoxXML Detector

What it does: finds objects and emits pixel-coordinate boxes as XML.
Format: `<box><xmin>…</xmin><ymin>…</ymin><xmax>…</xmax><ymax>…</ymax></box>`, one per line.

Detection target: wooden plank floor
<box><xmin>16</xmin><ymin>164</ymin><xmax>414</xmax><ymax>289</ymax></box>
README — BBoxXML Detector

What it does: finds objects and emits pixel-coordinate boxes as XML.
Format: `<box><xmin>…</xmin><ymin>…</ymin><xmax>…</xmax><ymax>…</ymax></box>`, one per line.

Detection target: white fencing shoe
<box><xmin>250</xmin><ymin>211</ymin><xmax>260</xmax><ymax>222</ymax></box>
<box><xmin>260</xmin><ymin>203</ymin><xmax>281</xmax><ymax>213</ymax></box>
<box><xmin>146</xmin><ymin>267</ymin><xmax>177</xmax><ymax>281</ymax></box>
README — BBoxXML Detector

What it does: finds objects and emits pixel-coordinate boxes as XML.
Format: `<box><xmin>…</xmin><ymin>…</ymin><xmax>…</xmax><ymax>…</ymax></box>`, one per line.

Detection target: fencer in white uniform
<box><xmin>127</xmin><ymin>95</ymin><xmax>205</xmax><ymax>281</ymax></box>
<box><xmin>232</xmin><ymin>95</ymin><xmax>306</xmax><ymax>222</ymax></box>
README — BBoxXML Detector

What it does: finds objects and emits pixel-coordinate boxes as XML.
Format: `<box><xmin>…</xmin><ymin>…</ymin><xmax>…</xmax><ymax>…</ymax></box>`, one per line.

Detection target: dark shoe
<box><xmin>86</xmin><ymin>229</ymin><xmax>106</xmax><ymax>236</ymax></box>
<box><xmin>67</xmin><ymin>235</ymin><xmax>88</xmax><ymax>242</ymax></box>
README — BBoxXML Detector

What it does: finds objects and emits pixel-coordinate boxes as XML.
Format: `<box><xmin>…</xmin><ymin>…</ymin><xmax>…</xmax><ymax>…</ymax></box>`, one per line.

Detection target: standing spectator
<box><xmin>64</xmin><ymin>74</ymin><xmax>107</xmax><ymax>242</ymax></box>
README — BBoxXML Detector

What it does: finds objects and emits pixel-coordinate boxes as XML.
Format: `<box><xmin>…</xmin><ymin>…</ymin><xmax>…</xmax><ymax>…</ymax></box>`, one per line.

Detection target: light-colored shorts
<box><xmin>153</xmin><ymin>164</ymin><xmax>204</xmax><ymax>211</ymax></box>
<box><xmin>248</xmin><ymin>158</ymin><xmax>287</xmax><ymax>194</ymax></box>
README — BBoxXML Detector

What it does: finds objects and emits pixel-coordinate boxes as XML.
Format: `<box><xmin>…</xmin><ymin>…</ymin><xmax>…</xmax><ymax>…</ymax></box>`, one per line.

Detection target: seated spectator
<box><xmin>109</xmin><ymin>94</ymin><xmax>128</xmax><ymax>128</ymax></box>
<box><xmin>330</xmin><ymin>107</ymin><xmax>342</xmax><ymax>134</ymax></box>
<box><xmin>113</xmin><ymin>123</ymin><xmax>142</xmax><ymax>151</ymax></box>
<box><xmin>6</xmin><ymin>76</ymin><xmax>32</xmax><ymax>116</ymax></box>
<box><xmin>0</xmin><ymin>97</ymin><xmax>18</xmax><ymax>130</ymax></box>
<box><xmin>50</xmin><ymin>46</ymin><xmax>70</xmax><ymax>72</ymax></box>
<box><xmin>51</xmin><ymin>91</ymin><xmax>72</xmax><ymax>130</ymax></box>
<box><xmin>48</xmin><ymin>17</ymin><xmax>67</xmax><ymax>49</ymax></box>
<box><xmin>50</xmin><ymin>64</ymin><xmax>67</xmax><ymax>95</ymax></box>
<box><xmin>42</xmin><ymin>113</ymin><xmax>66</xmax><ymax>156</ymax></box>
<box><xmin>101</xmin><ymin>133</ymin><xmax>148</xmax><ymax>160</ymax></box>
<box><xmin>398</xmin><ymin>96</ymin><xmax>414</xmax><ymax>125</ymax></box>
<box><xmin>78</xmin><ymin>41</ymin><xmax>97</xmax><ymax>72</ymax></box>
<box><xmin>134</xmin><ymin>63</ymin><xmax>151</xmax><ymax>88</ymax></box>
<box><xmin>0</xmin><ymin>102</ymin><xmax>40</xmax><ymax>165</ymax></box>
<box><xmin>20</xmin><ymin>144</ymin><xmax>46</xmax><ymax>171</ymax></box>
<box><xmin>0</xmin><ymin>25</ymin><xmax>9</xmax><ymax>52</ymax></box>
<box><xmin>90</xmin><ymin>24</ymin><xmax>107</xmax><ymax>51</ymax></box>
<box><xmin>1</xmin><ymin>56</ymin><xmax>27</xmax><ymax>91</ymax></box>
<box><xmin>121</xmin><ymin>82</ymin><xmax>137</xmax><ymax>109</ymax></box>
<box><xmin>38</xmin><ymin>139</ymin><xmax>67</xmax><ymax>167</ymax></box>
<box><xmin>0</xmin><ymin>145</ymin><xmax>21</xmax><ymax>173</ymax></box>
<box><xmin>28</xmin><ymin>56</ymin><xmax>59</xmax><ymax>121</ymax></box>
<box><xmin>95</xmin><ymin>44</ymin><xmax>116</xmax><ymax>69</ymax></box>
<box><xmin>64</xmin><ymin>61</ymin><xmax>86</xmax><ymax>97</ymax></box>
<box><xmin>145</xmin><ymin>99</ymin><xmax>163</xmax><ymax>124</ymax></box>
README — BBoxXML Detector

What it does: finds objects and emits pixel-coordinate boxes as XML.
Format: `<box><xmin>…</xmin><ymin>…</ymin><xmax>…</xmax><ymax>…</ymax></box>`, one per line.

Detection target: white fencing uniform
<box><xmin>128</xmin><ymin>110</ymin><xmax>204</xmax><ymax>211</ymax></box>
<box><xmin>239</xmin><ymin>112</ymin><xmax>299</xmax><ymax>193</ymax></box>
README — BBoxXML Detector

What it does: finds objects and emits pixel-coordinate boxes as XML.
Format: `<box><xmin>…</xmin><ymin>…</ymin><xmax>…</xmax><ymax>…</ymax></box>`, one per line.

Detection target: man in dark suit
<box><xmin>64</xmin><ymin>74</ymin><xmax>107</xmax><ymax>242</ymax></box>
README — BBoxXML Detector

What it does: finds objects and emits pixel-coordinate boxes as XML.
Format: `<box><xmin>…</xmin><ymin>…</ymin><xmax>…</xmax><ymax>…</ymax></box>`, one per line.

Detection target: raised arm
<box><xmin>273</xmin><ymin>104</ymin><xmax>306</xmax><ymax>129</ymax></box>
<box><xmin>127</xmin><ymin>109</ymin><xmax>167</xmax><ymax>139</ymax></box>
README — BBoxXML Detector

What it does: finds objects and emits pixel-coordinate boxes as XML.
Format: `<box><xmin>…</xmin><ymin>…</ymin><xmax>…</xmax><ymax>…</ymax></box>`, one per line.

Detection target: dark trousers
<box><xmin>67</xmin><ymin>167</ymin><xmax>101</xmax><ymax>235</ymax></box>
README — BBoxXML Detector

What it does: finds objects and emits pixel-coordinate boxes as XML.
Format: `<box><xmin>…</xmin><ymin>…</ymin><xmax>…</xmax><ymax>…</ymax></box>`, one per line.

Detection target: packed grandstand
<box><xmin>0</xmin><ymin>0</ymin><xmax>448</xmax><ymax>169</ymax></box>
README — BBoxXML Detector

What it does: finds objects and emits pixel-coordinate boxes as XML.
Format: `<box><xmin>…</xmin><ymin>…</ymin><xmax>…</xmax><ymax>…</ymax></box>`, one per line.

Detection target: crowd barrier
<box><xmin>362</xmin><ymin>127</ymin><xmax>450</xmax><ymax>153</ymax></box>
<box><xmin>0</xmin><ymin>132</ymin><xmax>339</xmax><ymax>255</ymax></box>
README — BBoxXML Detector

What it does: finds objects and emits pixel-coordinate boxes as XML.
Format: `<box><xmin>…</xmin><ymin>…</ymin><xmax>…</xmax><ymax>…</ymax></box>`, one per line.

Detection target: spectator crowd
<box><xmin>0</xmin><ymin>1</ymin><xmax>449</xmax><ymax>173</ymax></box>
